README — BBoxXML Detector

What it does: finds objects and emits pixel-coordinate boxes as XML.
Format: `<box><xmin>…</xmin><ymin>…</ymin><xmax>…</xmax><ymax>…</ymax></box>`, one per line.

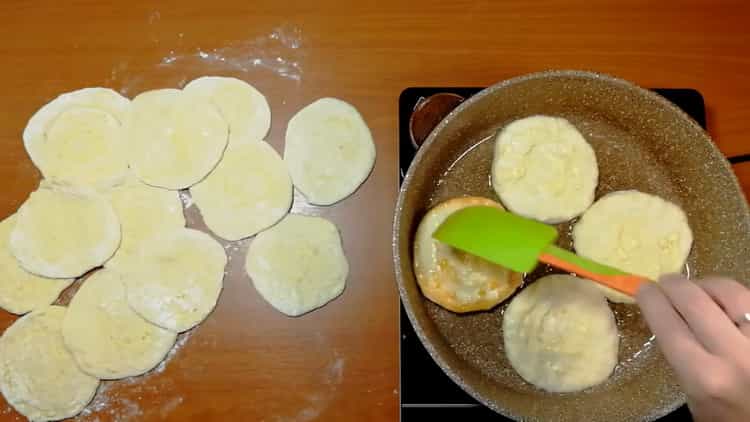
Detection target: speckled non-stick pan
<box><xmin>393</xmin><ymin>70</ymin><xmax>750</xmax><ymax>421</ymax></box>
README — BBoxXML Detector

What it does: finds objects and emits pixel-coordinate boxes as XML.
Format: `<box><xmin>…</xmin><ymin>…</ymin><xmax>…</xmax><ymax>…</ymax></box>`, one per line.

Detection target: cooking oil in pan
<box><xmin>427</xmin><ymin>131</ymin><xmax>665</xmax><ymax>386</ymax></box>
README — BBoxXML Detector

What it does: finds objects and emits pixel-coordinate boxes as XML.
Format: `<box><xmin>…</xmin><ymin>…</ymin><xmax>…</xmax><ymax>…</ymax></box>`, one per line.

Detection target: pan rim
<box><xmin>392</xmin><ymin>69</ymin><xmax>750</xmax><ymax>420</ymax></box>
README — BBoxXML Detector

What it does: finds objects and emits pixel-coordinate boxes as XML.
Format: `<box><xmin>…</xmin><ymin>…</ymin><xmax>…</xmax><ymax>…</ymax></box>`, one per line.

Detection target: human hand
<box><xmin>636</xmin><ymin>274</ymin><xmax>750</xmax><ymax>422</ymax></box>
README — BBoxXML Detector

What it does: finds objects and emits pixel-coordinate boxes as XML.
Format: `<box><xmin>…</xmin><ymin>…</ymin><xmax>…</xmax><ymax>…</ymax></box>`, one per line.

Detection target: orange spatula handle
<box><xmin>539</xmin><ymin>252</ymin><xmax>650</xmax><ymax>297</ymax></box>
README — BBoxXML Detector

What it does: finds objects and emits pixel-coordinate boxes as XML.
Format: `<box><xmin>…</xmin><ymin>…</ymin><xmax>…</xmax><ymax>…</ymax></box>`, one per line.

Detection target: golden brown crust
<box><xmin>413</xmin><ymin>196</ymin><xmax>524</xmax><ymax>313</ymax></box>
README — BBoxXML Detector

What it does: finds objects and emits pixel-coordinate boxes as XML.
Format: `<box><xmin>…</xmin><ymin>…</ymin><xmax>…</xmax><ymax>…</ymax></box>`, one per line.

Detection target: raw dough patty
<box><xmin>105</xmin><ymin>177</ymin><xmax>185</xmax><ymax>270</ymax></box>
<box><xmin>124</xmin><ymin>228</ymin><xmax>227</xmax><ymax>332</ymax></box>
<box><xmin>503</xmin><ymin>274</ymin><xmax>619</xmax><ymax>393</ymax></box>
<box><xmin>183</xmin><ymin>76</ymin><xmax>271</xmax><ymax>144</ymax></box>
<box><xmin>491</xmin><ymin>115</ymin><xmax>598</xmax><ymax>223</ymax></box>
<box><xmin>62</xmin><ymin>270</ymin><xmax>177</xmax><ymax>379</ymax></box>
<box><xmin>126</xmin><ymin>89</ymin><xmax>229</xmax><ymax>189</ymax></box>
<box><xmin>0</xmin><ymin>215</ymin><xmax>73</xmax><ymax>315</ymax></box>
<box><xmin>413</xmin><ymin>197</ymin><xmax>522</xmax><ymax>313</ymax></box>
<box><xmin>23</xmin><ymin>87</ymin><xmax>130</xmax><ymax>188</ymax></box>
<box><xmin>284</xmin><ymin>98</ymin><xmax>376</xmax><ymax>205</ymax></box>
<box><xmin>10</xmin><ymin>182</ymin><xmax>121</xmax><ymax>278</ymax></box>
<box><xmin>190</xmin><ymin>141</ymin><xmax>292</xmax><ymax>241</ymax></box>
<box><xmin>0</xmin><ymin>306</ymin><xmax>99</xmax><ymax>421</ymax></box>
<box><xmin>246</xmin><ymin>214</ymin><xmax>348</xmax><ymax>317</ymax></box>
<box><xmin>573</xmin><ymin>190</ymin><xmax>693</xmax><ymax>303</ymax></box>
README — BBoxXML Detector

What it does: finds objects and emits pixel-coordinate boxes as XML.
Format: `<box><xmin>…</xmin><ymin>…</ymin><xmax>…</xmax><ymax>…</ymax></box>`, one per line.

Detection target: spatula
<box><xmin>432</xmin><ymin>205</ymin><xmax>650</xmax><ymax>297</ymax></box>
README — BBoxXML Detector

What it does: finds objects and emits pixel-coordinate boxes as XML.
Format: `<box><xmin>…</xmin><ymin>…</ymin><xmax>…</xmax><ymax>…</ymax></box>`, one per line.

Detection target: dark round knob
<box><xmin>409</xmin><ymin>93</ymin><xmax>465</xmax><ymax>149</ymax></box>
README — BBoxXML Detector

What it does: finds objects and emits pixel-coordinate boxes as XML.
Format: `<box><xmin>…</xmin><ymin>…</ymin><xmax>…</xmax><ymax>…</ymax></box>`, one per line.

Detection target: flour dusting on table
<box><xmin>73</xmin><ymin>330</ymin><xmax>193</xmax><ymax>421</ymax></box>
<box><xmin>274</xmin><ymin>350</ymin><xmax>345</xmax><ymax>422</ymax></box>
<box><xmin>105</xmin><ymin>23</ymin><xmax>305</xmax><ymax>96</ymax></box>
<box><xmin>178</xmin><ymin>190</ymin><xmax>194</xmax><ymax>209</ymax></box>
<box><xmin>159</xmin><ymin>24</ymin><xmax>304</xmax><ymax>82</ymax></box>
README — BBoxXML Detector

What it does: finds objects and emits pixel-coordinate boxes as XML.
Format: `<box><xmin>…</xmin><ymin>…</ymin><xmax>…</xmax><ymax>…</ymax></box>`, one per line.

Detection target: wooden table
<box><xmin>0</xmin><ymin>1</ymin><xmax>747</xmax><ymax>421</ymax></box>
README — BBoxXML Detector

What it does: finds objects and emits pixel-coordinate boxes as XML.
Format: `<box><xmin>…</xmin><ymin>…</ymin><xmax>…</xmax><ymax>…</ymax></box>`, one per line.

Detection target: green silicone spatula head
<box><xmin>432</xmin><ymin>205</ymin><xmax>650</xmax><ymax>297</ymax></box>
<box><xmin>433</xmin><ymin>206</ymin><xmax>558</xmax><ymax>273</ymax></box>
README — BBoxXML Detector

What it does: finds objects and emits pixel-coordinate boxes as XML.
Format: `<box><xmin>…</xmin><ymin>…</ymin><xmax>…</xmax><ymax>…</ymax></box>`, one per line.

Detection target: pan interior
<box><xmin>395</xmin><ymin>71</ymin><xmax>750</xmax><ymax>422</ymax></box>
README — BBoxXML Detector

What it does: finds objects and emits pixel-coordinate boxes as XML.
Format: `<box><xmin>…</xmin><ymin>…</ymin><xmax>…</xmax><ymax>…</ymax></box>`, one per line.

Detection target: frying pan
<box><xmin>393</xmin><ymin>70</ymin><xmax>750</xmax><ymax>421</ymax></box>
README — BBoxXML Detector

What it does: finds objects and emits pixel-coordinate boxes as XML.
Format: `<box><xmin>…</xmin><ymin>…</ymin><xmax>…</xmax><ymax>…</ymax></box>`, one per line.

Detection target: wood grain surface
<box><xmin>0</xmin><ymin>1</ymin><xmax>747</xmax><ymax>421</ymax></box>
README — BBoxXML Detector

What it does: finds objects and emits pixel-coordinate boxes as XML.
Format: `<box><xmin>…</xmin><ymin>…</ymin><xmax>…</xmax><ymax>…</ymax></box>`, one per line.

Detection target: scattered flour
<box><xmin>147</xmin><ymin>10</ymin><xmax>161</xmax><ymax>24</ymax></box>
<box><xmin>75</xmin><ymin>330</ymin><xmax>192</xmax><ymax>421</ymax></box>
<box><xmin>274</xmin><ymin>351</ymin><xmax>345</xmax><ymax>422</ymax></box>
<box><xmin>0</xmin><ymin>403</ymin><xmax>22</xmax><ymax>421</ymax></box>
<box><xmin>159</xmin><ymin>396</ymin><xmax>184</xmax><ymax>418</ymax></box>
<box><xmin>290</xmin><ymin>189</ymin><xmax>324</xmax><ymax>217</ymax></box>
<box><xmin>325</xmin><ymin>355</ymin><xmax>345</xmax><ymax>386</ymax></box>
<box><xmin>222</xmin><ymin>239</ymin><xmax>246</xmax><ymax>266</ymax></box>
<box><xmin>105</xmin><ymin>24</ymin><xmax>305</xmax><ymax>96</ymax></box>
<box><xmin>153</xmin><ymin>330</ymin><xmax>193</xmax><ymax>374</ymax></box>
<box><xmin>178</xmin><ymin>190</ymin><xmax>194</xmax><ymax>209</ymax></box>
<box><xmin>159</xmin><ymin>25</ymin><xmax>304</xmax><ymax>81</ymax></box>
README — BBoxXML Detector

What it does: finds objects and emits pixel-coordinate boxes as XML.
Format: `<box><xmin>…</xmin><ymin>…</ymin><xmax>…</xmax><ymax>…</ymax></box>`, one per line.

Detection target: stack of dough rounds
<box><xmin>0</xmin><ymin>306</ymin><xmax>99</xmax><ymax>421</ymax></box>
<box><xmin>503</xmin><ymin>274</ymin><xmax>619</xmax><ymax>393</ymax></box>
<box><xmin>126</xmin><ymin>89</ymin><xmax>229</xmax><ymax>189</ymax></box>
<box><xmin>9</xmin><ymin>182</ymin><xmax>120</xmax><ymax>278</ymax></box>
<box><xmin>124</xmin><ymin>228</ymin><xmax>227</xmax><ymax>332</ymax></box>
<box><xmin>183</xmin><ymin>76</ymin><xmax>271</xmax><ymax>144</ymax></box>
<box><xmin>246</xmin><ymin>214</ymin><xmax>349</xmax><ymax>317</ymax></box>
<box><xmin>284</xmin><ymin>98</ymin><xmax>376</xmax><ymax>205</ymax></box>
<box><xmin>0</xmin><ymin>215</ymin><xmax>73</xmax><ymax>315</ymax></box>
<box><xmin>491</xmin><ymin>115</ymin><xmax>598</xmax><ymax>223</ymax></box>
<box><xmin>62</xmin><ymin>270</ymin><xmax>177</xmax><ymax>379</ymax></box>
<box><xmin>573</xmin><ymin>190</ymin><xmax>694</xmax><ymax>303</ymax></box>
<box><xmin>413</xmin><ymin>197</ymin><xmax>523</xmax><ymax>313</ymax></box>
<box><xmin>0</xmin><ymin>79</ymin><xmax>376</xmax><ymax>419</ymax></box>
<box><xmin>105</xmin><ymin>177</ymin><xmax>186</xmax><ymax>269</ymax></box>
<box><xmin>190</xmin><ymin>141</ymin><xmax>293</xmax><ymax>241</ymax></box>
<box><xmin>22</xmin><ymin>88</ymin><xmax>130</xmax><ymax>188</ymax></box>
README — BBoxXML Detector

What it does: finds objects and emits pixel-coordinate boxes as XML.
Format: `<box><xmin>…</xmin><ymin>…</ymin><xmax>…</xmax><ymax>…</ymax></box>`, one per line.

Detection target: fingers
<box><xmin>697</xmin><ymin>277</ymin><xmax>750</xmax><ymax>337</ymax></box>
<box><xmin>658</xmin><ymin>274</ymin><xmax>748</xmax><ymax>358</ymax></box>
<box><xmin>639</xmin><ymin>275</ymin><xmax>750</xmax><ymax>419</ymax></box>
<box><xmin>636</xmin><ymin>280</ymin><xmax>714</xmax><ymax>375</ymax></box>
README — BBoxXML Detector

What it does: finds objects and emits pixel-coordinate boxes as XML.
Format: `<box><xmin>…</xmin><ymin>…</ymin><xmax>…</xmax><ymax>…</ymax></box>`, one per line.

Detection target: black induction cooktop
<box><xmin>398</xmin><ymin>87</ymin><xmax>706</xmax><ymax>422</ymax></box>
